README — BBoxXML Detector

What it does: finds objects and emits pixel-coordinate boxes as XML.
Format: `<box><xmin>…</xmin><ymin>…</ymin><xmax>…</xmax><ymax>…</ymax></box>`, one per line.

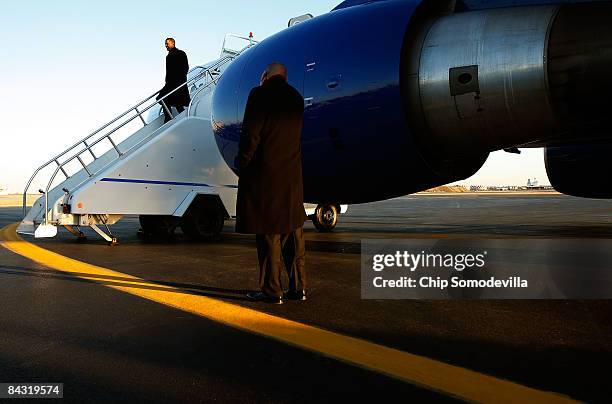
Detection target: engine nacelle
<box><xmin>545</xmin><ymin>143</ymin><xmax>612</xmax><ymax>199</ymax></box>
<box><xmin>405</xmin><ymin>1</ymin><xmax>612</xmax><ymax>158</ymax></box>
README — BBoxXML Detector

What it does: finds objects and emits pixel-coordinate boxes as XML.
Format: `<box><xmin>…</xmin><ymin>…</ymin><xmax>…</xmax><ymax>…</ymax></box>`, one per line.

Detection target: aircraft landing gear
<box><xmin>312</xmin><ymin>203</ymin><xmax>339</xmax><ymax>232</ymax></box>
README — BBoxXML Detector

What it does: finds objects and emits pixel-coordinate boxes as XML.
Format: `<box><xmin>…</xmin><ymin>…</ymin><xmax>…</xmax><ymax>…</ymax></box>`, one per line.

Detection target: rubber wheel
<box><xmin>139</xmin><ymin>215</ymin><xmax>177</xmax><ymax>238</ymax></box>
<box><xmin>181</xmin><ymin>204</ymin><xmax>225</xmax><ymax>239</ymax></box>
<box><xmin>312</xmin><ymin>204</ymin><xmax>338</xmax><ymax>232</ymax></box>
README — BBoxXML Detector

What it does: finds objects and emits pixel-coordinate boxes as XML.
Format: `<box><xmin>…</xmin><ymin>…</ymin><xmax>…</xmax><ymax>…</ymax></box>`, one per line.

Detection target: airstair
<box><xmin>19</xmin><ymin>34</ymin><xmax>257</xmax><ymax>244</ymax></box>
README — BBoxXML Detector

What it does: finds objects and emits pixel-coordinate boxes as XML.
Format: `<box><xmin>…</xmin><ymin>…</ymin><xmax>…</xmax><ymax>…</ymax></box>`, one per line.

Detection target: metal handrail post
<box><xmin>106</xmin><ymin>135</ymin><xmax>122</xmax><ymax>156</ymax></box>
<box><xmin>83</xmin><ymin>140</ymin><xmax>96</xmax><ymax>160</ymax></box>
<box><xmin>44</xmin><ymin>165</ymin><xmax>62</xmax><ymax>225</ymax></box>
<box><xmin>55</xmin><ymin>160</ymin><xmax>69</xmax><ymax>178</ymax></box>
<box><xmin>135</xmin><ymin>107</ymin><xmax>146</xmax><ymax>126</ymax></box>
<box><xmin>160</xmin><ymin>100</ymin><xmax>173</xmax><ymax>120</ymax></box>
<box><xmin>22</xmin><ymin>167</ymin><xmax>43</xmax><ymax>218</ymax></box>
<box><xmin>76</xmin><ymin>155</ymin><xmax>92</xmax><ymax>177</ymax></box>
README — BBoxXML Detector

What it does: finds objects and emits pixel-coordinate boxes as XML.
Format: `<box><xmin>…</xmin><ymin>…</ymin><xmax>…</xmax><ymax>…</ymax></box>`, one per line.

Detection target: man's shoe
<box><xmin>246</xmin><ymin>291</ymin><xmax>283</xmax><ymax>304</ymax></box>
<box><xmin>283</xmin><ymin>289</ymin><xmax>307</xmax><ymax>301</ymax></box>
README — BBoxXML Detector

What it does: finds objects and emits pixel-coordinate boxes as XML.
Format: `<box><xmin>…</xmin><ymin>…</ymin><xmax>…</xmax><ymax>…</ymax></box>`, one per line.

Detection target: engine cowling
<box><xmin>545</xmin><ymin>143</ymin><xmax>612</xmax><ymax>199</ymax></box>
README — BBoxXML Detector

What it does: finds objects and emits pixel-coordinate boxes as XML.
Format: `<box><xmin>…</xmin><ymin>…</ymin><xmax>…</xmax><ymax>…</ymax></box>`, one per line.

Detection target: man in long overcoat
<box><xmin>157</xmin><ymin>37</ymin><xmax>190</xmax><ymax>123</ymax></box>
<box><xmin>236</xmin><ymin>63</ymin><xmax>308</xmax><ymax>304</ymax></box>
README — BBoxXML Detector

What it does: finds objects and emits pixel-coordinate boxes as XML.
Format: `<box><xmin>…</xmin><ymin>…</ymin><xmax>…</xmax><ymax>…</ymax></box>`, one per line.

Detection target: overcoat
<box><xmin>235</xmin><ymin>75</ymin><xmax>308</xmax><ymax>234</ymax></box>
<box><xmin>157</xmin><ymin>47</ymin><xmax>191</xmax><ymax>107</ymax></box>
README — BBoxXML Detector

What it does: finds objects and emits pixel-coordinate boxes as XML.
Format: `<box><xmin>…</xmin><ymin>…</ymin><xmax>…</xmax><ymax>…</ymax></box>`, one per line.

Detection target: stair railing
<box><xmin>24</xmin><ymin>36</ymin><xmax>258</xmax><ymax>224</ymax></box>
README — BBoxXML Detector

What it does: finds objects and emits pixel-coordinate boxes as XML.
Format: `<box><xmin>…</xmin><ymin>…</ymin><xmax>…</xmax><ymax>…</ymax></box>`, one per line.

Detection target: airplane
<box><xmin>212</xmin><ymin>0</ymin><xmax>612</xmax><ymax>203</ymax></box>
<box><xmin>19</xmin><ymin>0</ymin><xmax>612</xmax><ymax>243</ymax></box>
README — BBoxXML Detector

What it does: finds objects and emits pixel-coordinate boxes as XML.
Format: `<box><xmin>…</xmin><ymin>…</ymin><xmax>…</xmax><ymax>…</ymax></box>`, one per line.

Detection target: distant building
<box><xmin>470</xmin><ymin>182</ymin><xmax>553</xmax><ymax>192</ymax></box>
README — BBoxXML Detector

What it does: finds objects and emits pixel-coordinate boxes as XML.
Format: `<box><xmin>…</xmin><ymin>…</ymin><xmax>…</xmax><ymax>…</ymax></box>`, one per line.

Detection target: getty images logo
<box><xmin>372</xmin><ymin>250</ymin><xmax>488</xmax><ymax>272</ymax></box>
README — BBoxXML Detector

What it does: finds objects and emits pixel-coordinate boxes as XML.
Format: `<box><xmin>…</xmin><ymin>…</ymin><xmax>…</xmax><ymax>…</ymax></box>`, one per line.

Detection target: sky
<box><xmin>0</xmin><ymin>0</ymin><xmax>549</xmax><ymax>193</ymax></box>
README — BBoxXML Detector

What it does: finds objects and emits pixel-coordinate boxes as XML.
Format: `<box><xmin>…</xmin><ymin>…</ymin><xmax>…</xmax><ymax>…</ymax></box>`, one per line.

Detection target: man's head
<box><xmin>260</xmin><ymin>62</ymin><xmax>287</xmax><ymax>85</ymax></box>
<box><xmin>165</xmin><ymin>38</ymin><xmax>176</xmax><ymax>51</ymax></box>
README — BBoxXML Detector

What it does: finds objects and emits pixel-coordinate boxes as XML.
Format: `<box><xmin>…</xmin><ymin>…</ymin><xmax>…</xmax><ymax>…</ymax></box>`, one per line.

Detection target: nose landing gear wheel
<box><xmin>312</xmin><ymin>204</ymin><xmax>338</xmax><ymax>232</ymax></box>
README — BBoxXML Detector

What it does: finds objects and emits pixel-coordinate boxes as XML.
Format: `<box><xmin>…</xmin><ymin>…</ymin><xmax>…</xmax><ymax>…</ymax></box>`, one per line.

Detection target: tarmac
<box><xmin>1</xmin><ymin>193</ymin><xmax>611</xmax><ymax>403</ymax></box>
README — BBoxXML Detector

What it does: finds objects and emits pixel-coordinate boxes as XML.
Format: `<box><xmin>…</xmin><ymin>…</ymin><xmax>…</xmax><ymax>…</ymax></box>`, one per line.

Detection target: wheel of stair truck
<box><xmin>138</xmin><ymin>215</ymin><xmax>179</xmax><ymax>238</ymax></box>
<box><xmin>312</xmin><ymin>203</ymin><xmax>338</xmax><ymax>232</ymax></box>
<box><xmin>180</xmin><ymin>199</ymin><xmax>225</xmax><ymax>239</ymax></box>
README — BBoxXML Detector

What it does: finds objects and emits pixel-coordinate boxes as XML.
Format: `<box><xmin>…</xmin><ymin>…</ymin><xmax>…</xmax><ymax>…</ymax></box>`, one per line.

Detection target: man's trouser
<box><xmin>255</xmin><ymin>225</ymin><xmax>306</xmax><ymax>298</ymax></box>
<box><xmin>161</xmin><ymin>104</ymin><xmax>185</xmax><ymax>123</ymax></box>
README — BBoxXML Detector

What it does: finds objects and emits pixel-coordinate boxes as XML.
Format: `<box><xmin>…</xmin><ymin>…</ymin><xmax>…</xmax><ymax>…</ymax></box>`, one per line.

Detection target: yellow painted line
<box><xmin>0</xmin><ymin>222</ymin><xmax>575</xmax><ymax>403</ymax></box>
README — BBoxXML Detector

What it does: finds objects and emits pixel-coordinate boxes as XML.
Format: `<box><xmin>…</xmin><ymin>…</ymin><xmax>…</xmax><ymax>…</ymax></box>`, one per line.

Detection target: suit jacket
<box><xmin>235</xmin><ymin>75</ymin><xmax>308</xmax><ymax>234</ymax></box>
<box><xmin>157</xmin><ymin>47</ymin><xmax>191</xmax><ymax>107</ymax></box>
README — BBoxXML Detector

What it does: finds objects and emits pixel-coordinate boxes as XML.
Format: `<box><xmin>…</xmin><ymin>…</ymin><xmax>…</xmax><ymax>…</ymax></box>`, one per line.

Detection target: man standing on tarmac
<box><xmin>157</xmin><ymin>37</ymin><xmax>190</xmax><ymax>123</ymax></box>
<box><xmin>236</xmin><ymin>62</ymin><xmax>308</xmax><ymax>305</ymax></box>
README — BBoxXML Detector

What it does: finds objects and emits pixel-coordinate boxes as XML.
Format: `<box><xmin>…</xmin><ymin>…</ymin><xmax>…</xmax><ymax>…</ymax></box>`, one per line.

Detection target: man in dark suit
<box><xmin>157</xmin><ymin>37</ymin><xmax>191</xmax><ymax>123</ymax></box>
<box><xmin>236</xmin><ymin>62</ymin><xmax>308</xmax><ymax>304</ymax></box>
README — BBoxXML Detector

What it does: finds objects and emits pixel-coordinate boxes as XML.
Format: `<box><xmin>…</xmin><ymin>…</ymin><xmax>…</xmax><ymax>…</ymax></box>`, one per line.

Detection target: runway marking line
<box><xmin>0</xmin><ymin>223</ymin><xmax>575</xmax><ymax>403</ymax></box>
